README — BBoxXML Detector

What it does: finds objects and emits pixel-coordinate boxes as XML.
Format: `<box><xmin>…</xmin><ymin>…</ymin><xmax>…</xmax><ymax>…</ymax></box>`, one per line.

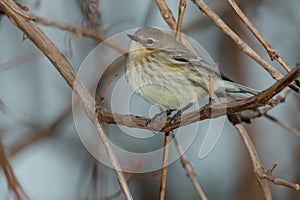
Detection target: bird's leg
<box><xmin>169</xmin><ymin>102</ymin><xmax>195</xmax><ymax>128</ymax></box>
<box><xmin>146</xmin><ymin>109</ymin><xmax>176</xmax><ymax>127</ymax></box>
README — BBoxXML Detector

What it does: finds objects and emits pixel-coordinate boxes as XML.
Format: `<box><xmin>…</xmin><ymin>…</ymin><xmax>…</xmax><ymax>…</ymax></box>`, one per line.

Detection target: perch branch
<box><xmin>96</xmin><ymin>64</ymin><xmax>300</xmax><ymax>132</ymax></box>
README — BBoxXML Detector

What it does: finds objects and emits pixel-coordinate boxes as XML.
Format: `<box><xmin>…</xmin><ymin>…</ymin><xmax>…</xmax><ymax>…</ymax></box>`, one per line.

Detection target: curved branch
<box><xmin>96</xmin><ymin>64</ymin><xmax>300</xmax><ymax>132</ymax></box>
<box><xmin>0</xmin><ymin>1</ymin><xmax>132</xmax><ymax>199</ymax></box>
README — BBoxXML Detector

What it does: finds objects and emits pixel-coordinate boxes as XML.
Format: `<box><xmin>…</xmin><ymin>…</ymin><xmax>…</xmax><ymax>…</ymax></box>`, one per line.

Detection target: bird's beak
<box><xmin>127</xmin><ymin>34</ymin><xmax>139</xmax><ymax>42</ymax></box>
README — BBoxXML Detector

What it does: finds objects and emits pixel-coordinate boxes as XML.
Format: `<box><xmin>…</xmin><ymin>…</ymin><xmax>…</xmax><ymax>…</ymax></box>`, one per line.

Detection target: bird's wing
<box><xmin>165</xmin><ymin>48</ymin><xmax>234</xmax><ymax>82</ymax></box>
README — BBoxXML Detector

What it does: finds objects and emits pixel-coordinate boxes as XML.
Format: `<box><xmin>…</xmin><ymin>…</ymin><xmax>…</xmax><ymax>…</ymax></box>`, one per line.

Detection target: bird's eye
<box><xmin>146</xmin><ymin>38</ymin><xmax>154</xmax><ymax>46</ymax></box>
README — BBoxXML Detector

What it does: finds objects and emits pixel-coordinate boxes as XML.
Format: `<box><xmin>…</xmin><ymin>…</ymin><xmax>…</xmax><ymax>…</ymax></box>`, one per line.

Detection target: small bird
<box><xmin>125</xmin><ymin>26</ymin><xmax>258</xmax><ymax>114</ymax></box>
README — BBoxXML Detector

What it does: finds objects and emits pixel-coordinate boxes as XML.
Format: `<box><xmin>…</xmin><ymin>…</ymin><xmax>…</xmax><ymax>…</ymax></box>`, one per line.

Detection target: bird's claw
<box><xmin>146</xmin><ymin>109</ymin><xmax>175</xmax><ymax>128</ymax></box>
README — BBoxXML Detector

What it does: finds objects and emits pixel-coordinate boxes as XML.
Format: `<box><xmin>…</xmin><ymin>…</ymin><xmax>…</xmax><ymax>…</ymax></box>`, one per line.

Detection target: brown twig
<box><xmin>182</xmin><ymin>0</ymin><xmax>245</xmax><ymax>32</ymax></box>
<box><xmin>226</xmin><ymin>0</ymin><xmax>293</xmax><ymax>74</ymax></box>
<box><xmin>0</xmin><ymin>1</ymin><xmax>133</xmax><ymax>199</ymax></box>
<box><xmin>0</xmin><ymin>137</ymin><xmax>29</xmax><ymax>200</ymax></box>
<box><xmin>260</xmin><ymin>163</ymin><xmax>300</xmax><ymax>191</ymax></box>
<box><xmin>100</xmin><ymin>74</ymin><xmax>117</xmax><ymax>103</ymax></box>
<box><xmin>234</xmin><ymin>124</ymin><xmax>273</xmax><ymax>200</ymax></box>
<box><xmin>191</xmin><ymin>0</ymin><xmax>300</xmax><ymax>93</ymax></box>
<box><xmin>245</xmin><ymin>91</ymin><xmax>300</xmax><ymax>136</ymax></box>
<box><xmin>170</xmin><ymin>132</ymin><xmax>208</xmax><ymax>200</ymax></box>
<box><xmin>159</xmin><ymin>132</ymin><xmax>170</xmax><ymax>200</ymax></box>
<box><xmin>96</xmin><ymin>64</ymin><xmax>300</xmax><ymax>132</ymax></box>
<box><xmin>103</xmin><ymin>174</ymin><xmax>135</xmax><ymax>200</ymax></box>
<box><xmin>262</xmin><ymin>173</ymin><xmax>300</xmax><ymax>191</ymax></box>
<box><xmin>0</xmin><ymin>51</ymin><xmax>41</xmax><ymax>73</ymax></box>
<box><xmin>34</xmin><ymin>16</ymin><xmax>127</xmax><ymax>54</ymax></box>
<box><xmin>155</xmin><ymin>0</ymin><xmax>177</xmax><ymax>30</ymax></box>
<box><xmin>4</xmin><ymin>0</ymin><xmax>33</xmax><ymax>20</ymax></box>
<box><xmin>155</xmin><ymin>0</ymin><xmax>199</xmax><ymax>56</ymax></box>
<box><xmin>263</xmin><ymin>113</ymin><xmax>300</xmax><ymax>137</ymax></box>
<box><xmin>176</xmin><ymin>0</ymin><xmax>186</xmax><ymax>41</ymax></box>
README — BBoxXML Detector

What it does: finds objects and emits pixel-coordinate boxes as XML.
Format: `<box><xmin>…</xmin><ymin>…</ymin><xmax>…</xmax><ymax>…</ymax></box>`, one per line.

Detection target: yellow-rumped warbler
<box><xmin>125</xmin><ymin>26</ymin><xmax>258</xmax><ymax>112</ymax></box>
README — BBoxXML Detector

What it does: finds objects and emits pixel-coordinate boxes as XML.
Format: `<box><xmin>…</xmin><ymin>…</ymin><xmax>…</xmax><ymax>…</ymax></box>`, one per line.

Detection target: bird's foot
<box><xmin>146</xmin><ymin>109</ymin><xmax>175</xmax><ymax>128</ymax></box>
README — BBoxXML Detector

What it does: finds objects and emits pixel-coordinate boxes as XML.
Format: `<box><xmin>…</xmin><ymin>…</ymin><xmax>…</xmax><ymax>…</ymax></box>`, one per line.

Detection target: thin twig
<box><xmin>155</xmin><ymin>0</ymin><xmax>199</xmax><ymax>56</ymax></box>
<box><xmin>262</xmin><ymin>169</ymin><xmax>300</xmax><ymax>191</ymax></box>
<box><xmin>249</xmin><ymin>90</ymin><xmax>300</xmax><ymax>137</ymax></box>
<box><xmin>254</xmin><ymin>163</ymin><xmax>300</xmax><ymax>191</ymax></box>
<box><xmin>0</xmin><ymin>137</ymin><xmax>29</xmax><ymax>200</ymax></box>
<box><xmin>263</xmin><ymin>113</ymin><xmax>300</xmax><ymax>137</ymax></box>
<box><xmin>104</xmin><ymin>174</ymin><xmax>135</xmax><ymax>200</ymax></box>
<box><xmin>218</xmin><ymin>94</ymin><xmax>272</xmax><ymax>198</ymax></box>
<box><xmin>0</xmin><ymin>51</ymin><xmax>41</xmax><ymax>73</ymax></box>
<box><xmin>100</xmin><ymin>74</ymin><xmax>117</xmax><ymax>102</ymax></box>
<box><xmin>182</xmin><ymin>0</ymin><xmax>245</xmax><ymax>32</ymax></box>
<box><xmin>159</xmin><ymin>132</ymin><xmax>170</xmax><ymax>200</ymax></box>
<box><xmin>0</xmin><ymin>1</ymin><xmax>133</xmax><ymax>199</ymax></box>
<box><xmin>155</xmin><ymin>0</ymin><xmax>177</xmax><ymax>30</ymax></box>
<box><xmin>34</xmin><ymin>16</ymin><xmax>127</xmax><ymax>54</ymax></box>
<box><xmin>226</xmin><ymin>0</ymin><xmax>293</xmax><ymax>74</ymax></box>
<box><xmin>234</xmin><ymin>124</ymin><xmax>272</xmax><ymax>200</ymax></box>
<box><xmin>176</xmin><ymin>0</ymin><xmax>186</xmax><ymax>41</ymax></box>
<box><xmin>191</xmin><ymin>0</ymin><xmax>300</xmax><ymax>93</ymax></box>
<box><xmin>170</xmin><ymin>132</ymin><xmax>208</xmax><ymax>200</ymax></box>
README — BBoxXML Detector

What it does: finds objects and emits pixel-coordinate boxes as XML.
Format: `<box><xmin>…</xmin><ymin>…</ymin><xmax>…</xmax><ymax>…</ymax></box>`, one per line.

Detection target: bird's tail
<box><xmin>220</xmin><ymin>80</ymin><xmax>259</xmax><ymax>96</ymax></box>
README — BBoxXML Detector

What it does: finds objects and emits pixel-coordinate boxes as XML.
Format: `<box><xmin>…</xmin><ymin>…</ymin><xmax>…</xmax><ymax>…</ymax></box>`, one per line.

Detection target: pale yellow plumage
<box><xmin>126</xmin><ymin>27</ymin><xmax>258</xmax><ymax>110</ymax></box>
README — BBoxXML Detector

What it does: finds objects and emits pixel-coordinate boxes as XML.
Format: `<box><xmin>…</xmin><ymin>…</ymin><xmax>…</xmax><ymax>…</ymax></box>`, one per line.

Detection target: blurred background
<box><xmin>0</xmin><ymin>0</ymin><xmax>299</xmax><ymax>199</ymax></box>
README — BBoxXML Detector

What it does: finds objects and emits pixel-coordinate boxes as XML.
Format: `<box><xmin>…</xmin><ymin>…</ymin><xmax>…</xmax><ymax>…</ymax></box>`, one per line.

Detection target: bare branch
<box><xmin>262</xmin><ymin>169</ymin><xmax>300</xmax><ymax>191</ymax></box>
<box><xmin>159</xmin><ymin>132</ymin><xmax>170</xmax><ymax>200</ymax></box>
<box><xmin>155</xmin><ymin>0</ymin><xmax>177</xmax><ymax>30</ymax></box>
<box><xmin>191</xmin><ymin>0</ymin><xmax>300</xmax><ymax>93</ymax></box>
<box><xmin>0</xmin><ymin>1</ymin><xmax>132</xmax><ymax>199</ymax></box>
<box><xmin>226</xmin><ymin>0</ymin><xmax>294</xmax><ymax>74</ymax></box>
<box><xmin>171</xmin><ymin>132</ymin><xmax>208</xmax><ymax>200</ymax></box>
<box><xmin>34</xmin><ymin>16</ymin><xmax>127</xmax><ymax>54</ymax></box>
<box><xmin>176</xmin><ymin>0</ymin><xmax>186</xmax><ymax>41</ymax></box>
<box><xmin>155</xmin><ymin>0</ymin><xmax>199</xmax><ymax>56</ymax></box>
<box><xmin>0</xmin><ymin>137</ymin><xmax>29</xmax><ymax>200</ymax></box>
<box><xmin>263</xmin><ymin>113</ymin><xmax>300</xmax><ymax>137</ymax></box>
<box><xmin>234</xmin><ymin>124</ymin><xmax>272</xmax><ymax>200</ymax></box>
